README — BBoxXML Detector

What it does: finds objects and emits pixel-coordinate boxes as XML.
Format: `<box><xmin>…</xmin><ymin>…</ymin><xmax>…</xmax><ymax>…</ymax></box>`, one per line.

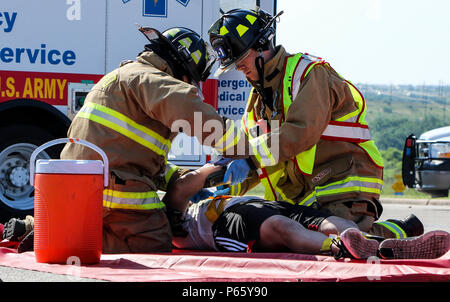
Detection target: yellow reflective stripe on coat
<box><xmin>78</xmin><ymin>102</ymin><xmax>171</xmax><ymax>159</ymax></box>
<box><xmin>159</xmin><ymin>162</ymin><xmax>179</xmax><ymax>190</ymax></box>
<box><xmin>315</xmin><ymin>176</ymin><xmax>383</xmax><ymax>197</ymax></box>
<box><xmin>298</xmin><ymin>190</ymin><xmax>317</xmax><ymax>206</ymax></box>
<box><xmin>249</xmin><ymin>133</ymin><xmax>277</xmax><ymax>167</ymax></box>
<box><xmin>375</xmin><ymin>221</ymin><xmax>407</xmax><ymax>238</ymax></box>
<box><xmin>103</xmin><ymin>189</ymin><xmax>164</xmax><ymax>210</ymax></box>
<box><xmin>215</xmin><ymin>119</ymin><xmax>241</xmax><ymax>153</ymax></box>
<box><xmin>298</xmin><ymin>177</ymin><xmax>383</xmax><ymax>206</ymax></box>
<box><xmin>163</xmin><ymin>162</ymin><xmax>178</xmax><ymax>184</ymax></box>
<box><xmin>229</xmin><ymin>183</ymin><xmax>241</xmax><ymax>195</ymax></box>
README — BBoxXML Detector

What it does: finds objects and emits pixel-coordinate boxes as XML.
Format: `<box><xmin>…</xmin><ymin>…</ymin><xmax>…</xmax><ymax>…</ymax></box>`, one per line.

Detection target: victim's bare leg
<box><xmin>319</xmin><ymin>216</ymin><xmax>359</xmax><ymax>236</ymax></box>
<box><xmin>258</xmin><ymin>215</ymin><xmax>357</xmax><ymax>255</ymax></box>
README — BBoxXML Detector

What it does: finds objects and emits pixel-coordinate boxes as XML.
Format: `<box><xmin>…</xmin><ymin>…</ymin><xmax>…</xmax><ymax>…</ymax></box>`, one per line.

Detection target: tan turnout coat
<box><xmin>61</xmin><ymin>50</ymin><xmax>224</xmax><ymax>253</ymax></box>
<box><xmin>232</xmin><ymin>46</ymin><xmax>384</xmax><ymax>222</ymax></box>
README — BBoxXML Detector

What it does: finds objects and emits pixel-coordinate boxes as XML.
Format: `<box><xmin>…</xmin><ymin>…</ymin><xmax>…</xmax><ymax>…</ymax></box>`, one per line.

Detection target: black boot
<box><xmin>17</xmin><ymin>230</ymin><xmax>34</xmax><ymax>253</ymax></box>
<box><xmin>386</xmin><ymin>214</ymin><xmax>424</xmax><ymax>237</ymax></box>
<box><xmin>2</xmin><ymin>218</ymin><xmax>27</xmax><ymax>241</ymax></box>
<box><xmin>166</xmin><ymin>207</ymin><xmax>188</xmax><ymax>238</ymax></box>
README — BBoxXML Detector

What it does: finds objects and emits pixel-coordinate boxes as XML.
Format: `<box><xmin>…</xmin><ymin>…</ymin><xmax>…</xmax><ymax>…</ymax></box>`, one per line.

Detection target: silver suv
<box><xmin>402</xmin><ymin>126</ymin><xmax>450</xmax><ymax>197</ymax></box>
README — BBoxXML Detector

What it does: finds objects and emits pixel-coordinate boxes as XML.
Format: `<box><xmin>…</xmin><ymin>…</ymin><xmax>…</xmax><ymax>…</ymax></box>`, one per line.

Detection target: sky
<box><xmin>275</xmin><ymin>0</ymin><xmax>450</xmax><ymax>86</ymax></box>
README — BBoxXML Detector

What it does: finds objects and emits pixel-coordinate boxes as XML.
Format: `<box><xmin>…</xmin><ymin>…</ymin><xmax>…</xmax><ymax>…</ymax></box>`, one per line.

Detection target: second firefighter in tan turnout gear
<box><xmin>61</xmin><ymin>27</ymin><xmax>225</xmax><ymax>253</ymax></box>
<box><xmin>207</xmin><ymin>8</ymin><xmax>424</xmax><ymax>240</ymax></box>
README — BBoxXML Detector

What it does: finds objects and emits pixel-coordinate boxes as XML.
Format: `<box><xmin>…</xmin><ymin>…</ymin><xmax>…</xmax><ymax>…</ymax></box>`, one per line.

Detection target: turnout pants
<box><xmin>101</xmin><ymin>174</ymin><xmax>172</xmax><ymax>254</ymax></box>
<box><xmin>102</xmin><ymin>208</ymin><xmax>172</xmax><ymax>254</ymax></box>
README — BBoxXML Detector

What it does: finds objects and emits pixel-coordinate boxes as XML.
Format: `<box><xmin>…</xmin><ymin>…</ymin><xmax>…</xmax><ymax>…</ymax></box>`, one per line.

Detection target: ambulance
<box><xmin>0</xmin><ymin>0</ymin><xmax>275</xmax><ymax>221</ymax></box>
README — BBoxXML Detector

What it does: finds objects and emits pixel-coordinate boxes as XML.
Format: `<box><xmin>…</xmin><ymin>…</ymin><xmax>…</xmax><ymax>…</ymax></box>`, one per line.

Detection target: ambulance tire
<box><xmin>0</xmin><ymin>124</ymin><xmax>61</xmax><ymax>224</ymax></box>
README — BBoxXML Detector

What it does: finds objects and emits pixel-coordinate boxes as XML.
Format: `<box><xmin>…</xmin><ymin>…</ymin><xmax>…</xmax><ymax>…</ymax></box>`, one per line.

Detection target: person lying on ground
<box><xmin>162</xmin><ymin>164</ymin><xmax>450</xmax><ymax>259</ymax></box>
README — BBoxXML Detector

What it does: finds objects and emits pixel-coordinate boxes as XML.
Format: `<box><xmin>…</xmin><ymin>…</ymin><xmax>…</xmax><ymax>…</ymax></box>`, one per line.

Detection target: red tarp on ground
<box><xmin>0</xmin><ymin>247</ymin><xmax>449</xmax><ymax>282</ymax></box>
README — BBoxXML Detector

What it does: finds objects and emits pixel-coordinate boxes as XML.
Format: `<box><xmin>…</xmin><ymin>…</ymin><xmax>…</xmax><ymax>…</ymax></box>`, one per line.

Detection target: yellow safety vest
<box><xmin>242</xmin><ymin>53</ymin><xmax>384</xmax><ymax>203</ymax></box>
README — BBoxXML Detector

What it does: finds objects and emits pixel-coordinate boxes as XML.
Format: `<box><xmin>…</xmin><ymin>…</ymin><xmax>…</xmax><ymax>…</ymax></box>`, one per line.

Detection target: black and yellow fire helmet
<box><xmin>208</xmin><ymin>8</ymin><xmax>279</xmax><ymax>73</ymax></box>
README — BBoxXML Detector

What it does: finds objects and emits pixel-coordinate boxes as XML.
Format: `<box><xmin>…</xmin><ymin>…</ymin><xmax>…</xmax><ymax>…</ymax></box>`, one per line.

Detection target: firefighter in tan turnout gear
<box><xmin>207</xmin><ymin>8</ymin><xmax>424</xmax><ymax>240</ymax></box>
<box><xmin>61</xmin><ymin>26</ymin><xmax>224</xmax><ymax>253</ymax></box>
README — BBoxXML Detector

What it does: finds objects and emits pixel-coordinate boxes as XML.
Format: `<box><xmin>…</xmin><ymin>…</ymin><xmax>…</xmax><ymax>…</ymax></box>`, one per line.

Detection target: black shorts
<box><xmin>212</xmin><ymin>200</ymin><xmax>331</xmax><ymax>252</ymax></box>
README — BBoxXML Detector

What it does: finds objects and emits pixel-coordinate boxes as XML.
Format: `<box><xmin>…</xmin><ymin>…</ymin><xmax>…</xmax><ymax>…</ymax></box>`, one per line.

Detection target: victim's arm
<box><xmin>162</xmin><ymin>163</ymin><xmax>223</xmax><ymax>213</ymax></box>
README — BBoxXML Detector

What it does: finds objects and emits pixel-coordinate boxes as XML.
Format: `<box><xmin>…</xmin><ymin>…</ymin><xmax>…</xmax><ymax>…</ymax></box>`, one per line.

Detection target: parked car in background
<box><xmin>402</xmin><ymin>126</ymin><xmax>450</xmax><ymax>197</ymax></box>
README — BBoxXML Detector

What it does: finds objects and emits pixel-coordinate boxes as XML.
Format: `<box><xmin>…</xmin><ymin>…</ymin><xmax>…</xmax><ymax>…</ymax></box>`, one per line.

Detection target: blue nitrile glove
<box><xmin>213</xmin><ymin>185</ymin><xmax>230</xmax><ymax>197</ymax></box>
<box><xmin>213</xmin><ymin>157</ymin><xmax>233</xmax><ymax>166</ymax></box>
<box><xmin>223</xmin><ymin>159</ymin><xmax>251</xmax><ymax>186</ymax></box>
<box><xmin>189</xmin><ymin>188</ymin><xmax>214</xmax><ymax>203</ymax></box>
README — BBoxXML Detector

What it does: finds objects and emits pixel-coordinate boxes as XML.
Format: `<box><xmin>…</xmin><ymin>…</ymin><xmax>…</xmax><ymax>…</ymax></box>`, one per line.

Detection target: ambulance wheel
<box><xmin>0</xmin><ymin>124</ymin><xmax>60</xmax><ymax>223</ymax></box>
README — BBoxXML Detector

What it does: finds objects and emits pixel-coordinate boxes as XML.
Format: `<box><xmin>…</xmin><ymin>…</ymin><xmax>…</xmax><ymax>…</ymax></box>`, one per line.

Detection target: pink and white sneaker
<box><xmin>378</xmin><ymin>230</ymin><xmax>450</xmax><ymax>259</ymax></box>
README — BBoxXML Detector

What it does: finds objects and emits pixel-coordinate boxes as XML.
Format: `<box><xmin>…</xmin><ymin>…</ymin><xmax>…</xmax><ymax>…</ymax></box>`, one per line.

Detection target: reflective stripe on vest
<box><xmin>103</xmin><ymin>189</ymin><xmax>164</xmax><ymax>210</ymax></box>
<box><xmin>375</xmin><ymin>221</ymin><xmax>407</xmax><ymax>239</ymax></box>
<box><xmin>321</xmin><ymin>121</ymin><xmax>371</xmax><ymax>143</ymax></box>
<box><xmin>78</xmin><ymin>102</ymin><xmax>171</xmax><ymax>160</ymax></box>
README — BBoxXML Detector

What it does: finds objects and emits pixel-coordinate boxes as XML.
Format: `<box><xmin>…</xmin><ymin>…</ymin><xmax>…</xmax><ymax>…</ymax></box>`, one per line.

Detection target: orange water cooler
<box><xmin>30</xmin><ymin>138</ymin><xmax>109</xmax><ymax>264</ymax></box>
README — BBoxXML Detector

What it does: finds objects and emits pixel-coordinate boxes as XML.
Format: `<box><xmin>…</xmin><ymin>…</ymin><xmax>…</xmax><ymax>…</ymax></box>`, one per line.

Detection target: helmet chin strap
<box><xmin>255</xmin><ymin>49</ymin><xmax>274</xmax><ymax>115</ymax></box>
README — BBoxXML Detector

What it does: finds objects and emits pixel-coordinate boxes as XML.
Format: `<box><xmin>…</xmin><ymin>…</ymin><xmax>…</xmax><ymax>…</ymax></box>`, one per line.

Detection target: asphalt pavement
<box><xmin>379</xmin><ymin>197</ymin><xmax>450</xmax><ymax>233</ymax></box>
<box><xmin>0</xmin><ymin>198</ymin><xmax>449</xmax><ymax>282</ymax></box>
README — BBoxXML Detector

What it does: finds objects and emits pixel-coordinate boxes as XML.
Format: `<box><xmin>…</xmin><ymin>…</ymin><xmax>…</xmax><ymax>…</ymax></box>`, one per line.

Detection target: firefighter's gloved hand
<box><xmin>189</xmin><ymin>188</ymin><xmax>214</xmax><ymax>203</ymax></box>
<box><xmin>223</xmin><ymin>159</ymin><xmax>250</xmax><ymax>185</ymax></box>
<box><xmin>214</xmin><ymin>185</ymin><xmax>230</xmax><ymax>197</ymax></box>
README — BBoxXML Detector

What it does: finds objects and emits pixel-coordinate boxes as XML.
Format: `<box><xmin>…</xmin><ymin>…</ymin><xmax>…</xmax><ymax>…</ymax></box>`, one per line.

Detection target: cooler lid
<box><xmin>35</xmin><ymin>159</ymin><xmax>104</xmax><ymax>175</ymax></box>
